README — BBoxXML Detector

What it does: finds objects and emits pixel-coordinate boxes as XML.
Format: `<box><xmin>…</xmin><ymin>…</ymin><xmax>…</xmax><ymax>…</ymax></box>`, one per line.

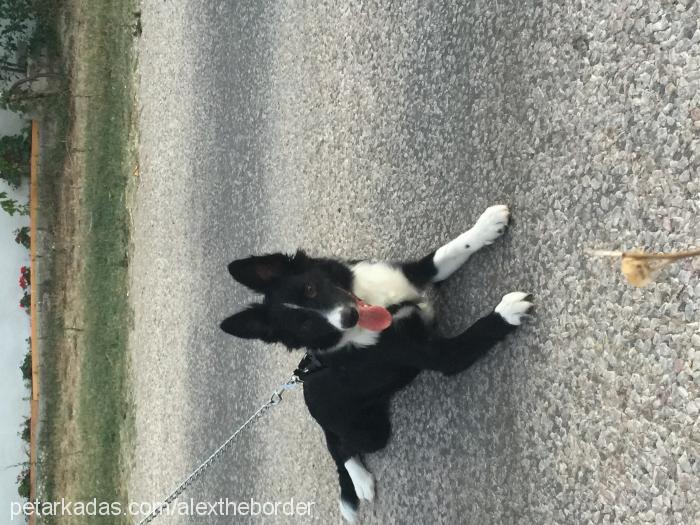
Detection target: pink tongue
<box><xmin>356</xmin><ymin>300</ymin><xmax>392</xmax><ymax>331</ymax></box>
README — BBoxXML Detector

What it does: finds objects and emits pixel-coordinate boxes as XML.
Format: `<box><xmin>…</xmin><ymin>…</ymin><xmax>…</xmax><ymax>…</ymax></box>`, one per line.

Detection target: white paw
<box><xmin>345</xmin><ymin>457</ymin><xmax>375</xmax><ymax>502</ymax></box>
<box><xmin>352</xmin><ymin>469</ymin><xmax>375</xmax><ymax>502</ymax></box>
<box><xmin>495</xmin><ymin>292</ymin><xmax>533</xmax><ymax>326</ymax></box>
<box><xmin>471</xmin><ymin>205</ymin><xmax>510</xmax><ymax>247</ymax></box>
<box><xmin>339</xmin><ymin>499</ymin><xmax>358</xmax><ymax>524</ymax></box>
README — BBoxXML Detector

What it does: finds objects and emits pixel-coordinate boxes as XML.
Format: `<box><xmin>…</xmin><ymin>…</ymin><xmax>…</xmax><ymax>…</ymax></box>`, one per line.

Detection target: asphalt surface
<box><xmin>129</xmin><ymin>1</ymin><xmax>700</xmax><ymax>524</ymax></box>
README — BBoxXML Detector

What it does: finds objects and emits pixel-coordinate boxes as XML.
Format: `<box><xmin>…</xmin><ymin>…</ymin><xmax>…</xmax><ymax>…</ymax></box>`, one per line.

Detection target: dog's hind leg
<box><xmin>323</xmin><ymin>405</ymin><xmax>391</xmax><ymax>522</ymax></box>
<box><xmin>401</xmin><ymin>205</ymin><xmax>510</xmax><ymax>286</ymax></box>
<box><xmin>324</xmin><ymin>430</ymin><xmax>377</xmax><ymax>523</ymax></box>
<box><xmin>344</xmin><ymin>456</ymin><xmax>375</xmax><ymax>502</ymax></box>
<box><xmin>324</xmin><ymin>430</ymin><xmax>361</xmax><ymax>522</ymax></box>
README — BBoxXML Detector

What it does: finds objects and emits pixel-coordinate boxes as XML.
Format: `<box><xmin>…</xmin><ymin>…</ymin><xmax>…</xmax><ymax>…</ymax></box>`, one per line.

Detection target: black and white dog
<box><xmin>221</xmin><ymin>205</ymin><xmax>532</xmax><ymax>523</ymax></box>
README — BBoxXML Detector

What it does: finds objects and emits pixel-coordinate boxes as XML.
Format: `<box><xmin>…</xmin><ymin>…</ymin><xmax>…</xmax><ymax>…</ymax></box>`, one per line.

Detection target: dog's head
<box><xmin>221</xmin><ymin>251</ymin><xmax>387</xmax><ymax>350</ymax></box>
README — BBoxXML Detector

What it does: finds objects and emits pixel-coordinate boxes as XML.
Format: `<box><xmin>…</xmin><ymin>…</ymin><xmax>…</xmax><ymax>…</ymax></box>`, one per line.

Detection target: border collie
<box><xmin>221</xmin><ymin>205</ymin><xmax>532</xmax><ymax>523</ymax></box>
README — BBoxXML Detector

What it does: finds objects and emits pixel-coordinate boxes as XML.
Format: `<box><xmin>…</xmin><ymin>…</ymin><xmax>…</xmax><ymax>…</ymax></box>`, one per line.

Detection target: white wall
<box><xmin>0</xmin><ymin>109</ymin><xmax>31</xmax><ymax>510</ymax></box>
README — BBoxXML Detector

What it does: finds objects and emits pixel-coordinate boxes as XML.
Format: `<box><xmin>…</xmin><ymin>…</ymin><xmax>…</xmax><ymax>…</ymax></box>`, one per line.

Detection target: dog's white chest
<box><xmin>351</xmin><ymin>261</ymin><xmax>421</xmax><ymax>307</ymax></box>
<box><xmin>331</xmin><ymin>262</ymin><xmax>431</xmax><ymax>350</ymax></box>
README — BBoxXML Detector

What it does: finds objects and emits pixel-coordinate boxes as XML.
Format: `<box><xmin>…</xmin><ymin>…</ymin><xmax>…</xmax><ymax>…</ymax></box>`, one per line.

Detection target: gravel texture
<box><xmin>129</xmin><ymin>1</ymin><xmax>700</xmax><ymax>524</ymax></box>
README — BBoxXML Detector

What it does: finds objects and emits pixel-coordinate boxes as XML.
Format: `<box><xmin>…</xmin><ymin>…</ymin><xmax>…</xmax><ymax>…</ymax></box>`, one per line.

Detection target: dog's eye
<box><xmin>304</xmin><ymin>283</ymin><xmax>317</xmax><ymax>299</ymax></box>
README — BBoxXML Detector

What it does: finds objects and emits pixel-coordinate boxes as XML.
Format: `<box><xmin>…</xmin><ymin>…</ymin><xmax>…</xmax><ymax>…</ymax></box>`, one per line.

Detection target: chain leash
<box><xmin>136</xmin><ymin>375</ymin><xmax>302</xmax><ymax>525</ymax></box>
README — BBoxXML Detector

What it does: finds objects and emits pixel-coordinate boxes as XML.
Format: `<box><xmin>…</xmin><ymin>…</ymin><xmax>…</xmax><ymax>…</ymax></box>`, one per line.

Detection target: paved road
<box><xmin>129</xmin><ymin>1</ymin><xmax>700</xmax><ymax>524</ymax></box>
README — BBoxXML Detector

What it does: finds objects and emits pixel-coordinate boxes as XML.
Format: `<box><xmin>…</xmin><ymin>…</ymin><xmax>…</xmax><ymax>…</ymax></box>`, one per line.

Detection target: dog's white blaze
<box><xmin>285</xmin><ymin>302</ymin><xmax>345</xmax><ymax>329</ymax></box>
<box><xmin>351</xmin><ymin>261</ymin><xmax>421</xmax><ymax>307</ymax></box>
<box><xmin>325</xmin><ymin>306</ymin><xmax>345</xmax><ymax>329</ymax></box>
<box><xmin>344</xmin><ymin>457</ymin><xmax>375</xmax><ymax>502</ymax></box>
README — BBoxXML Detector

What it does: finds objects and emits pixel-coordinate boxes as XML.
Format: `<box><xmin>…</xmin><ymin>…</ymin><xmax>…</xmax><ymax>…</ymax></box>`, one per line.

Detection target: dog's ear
<box><xmin>220</xmin><ymin>304</ymin><xmax>276</xmax><ymax>342</ymax></box>
<box><xmin>227</xmin><ymin>252</ymin><xmax>307</xmax><ymax>293</ymax></box>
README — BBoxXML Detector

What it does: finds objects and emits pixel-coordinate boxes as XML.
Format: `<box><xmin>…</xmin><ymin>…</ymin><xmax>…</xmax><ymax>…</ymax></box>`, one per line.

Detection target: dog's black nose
<box><xmin>340</xmin><ymin>307</ymin><xmax>359</xmax><ymax>329</ymax></box>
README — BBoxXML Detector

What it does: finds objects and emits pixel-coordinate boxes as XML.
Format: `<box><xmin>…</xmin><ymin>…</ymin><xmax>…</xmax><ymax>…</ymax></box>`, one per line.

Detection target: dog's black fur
<box><xmin>221</xmin><ymin>210</ymin><xmax>530</xmax><ymax>521</ymax></box>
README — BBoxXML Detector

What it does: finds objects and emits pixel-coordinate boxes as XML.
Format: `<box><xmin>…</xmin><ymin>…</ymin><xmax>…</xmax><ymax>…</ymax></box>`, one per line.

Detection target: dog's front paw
<box><xmin>471</xmin><ymin>205</ymin><xmax>510</xmax><ymax>247</ymax></box>
<box><xmin>495</xmin><ymin>292</ymin><xmax>533</xmax><ymax>325</ymax></box>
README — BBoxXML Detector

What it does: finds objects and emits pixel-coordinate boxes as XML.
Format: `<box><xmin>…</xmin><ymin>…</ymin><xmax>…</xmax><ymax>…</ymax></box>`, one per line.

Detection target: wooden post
<box><xmin>29</xmin><ymin>120</ymin><xmax>40</xmax><ymax>522</ymax></box>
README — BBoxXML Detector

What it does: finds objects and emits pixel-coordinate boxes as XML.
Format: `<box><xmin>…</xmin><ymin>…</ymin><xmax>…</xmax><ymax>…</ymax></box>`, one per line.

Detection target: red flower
<box><xmin>18</xmin><ymin>267</ymin><xmax>31</xmax><ymax>290</ymax></box>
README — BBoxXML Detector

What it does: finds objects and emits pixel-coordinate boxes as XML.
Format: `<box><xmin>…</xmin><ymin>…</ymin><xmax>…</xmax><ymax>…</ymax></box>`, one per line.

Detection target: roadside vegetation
<box><xmin>7</xmin><ymin>0</ymin><xmax>141</xmax><ymax>521</ymax></box>
<box><xmin>1</xmin><ymin>0</ymin><xmax>56</xmax><ymax>505</ymax></box>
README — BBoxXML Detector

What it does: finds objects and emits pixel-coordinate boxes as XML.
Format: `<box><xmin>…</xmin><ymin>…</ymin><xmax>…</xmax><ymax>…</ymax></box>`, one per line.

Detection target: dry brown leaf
<box><xmin>620</xmin><ymin>256</ymin><xmax>653</xmax><ymax>287</ymax></box>
<box><xmin>589</xmin><ymin>247</ymin><xmax>699</xmax><ymax>287</ymax></box>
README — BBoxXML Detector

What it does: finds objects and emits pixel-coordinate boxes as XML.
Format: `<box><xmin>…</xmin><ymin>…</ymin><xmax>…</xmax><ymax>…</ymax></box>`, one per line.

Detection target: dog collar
<box><xmin>294</xmin><ymin>352</ymin><xmax>325</xmax><ymax>381</ymax></box>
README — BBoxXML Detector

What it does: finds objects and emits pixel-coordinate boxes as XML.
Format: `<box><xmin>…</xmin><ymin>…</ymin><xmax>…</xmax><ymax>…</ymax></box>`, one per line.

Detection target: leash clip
<box><xmin>270</xmin><ymin>375</ymin><xmax>302</xmax><ymax>404</ymax></box>
<box><xmin>282</xmin><ymin>376</ymin><xmax>302</xmax><ymax>390</ymax></box>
